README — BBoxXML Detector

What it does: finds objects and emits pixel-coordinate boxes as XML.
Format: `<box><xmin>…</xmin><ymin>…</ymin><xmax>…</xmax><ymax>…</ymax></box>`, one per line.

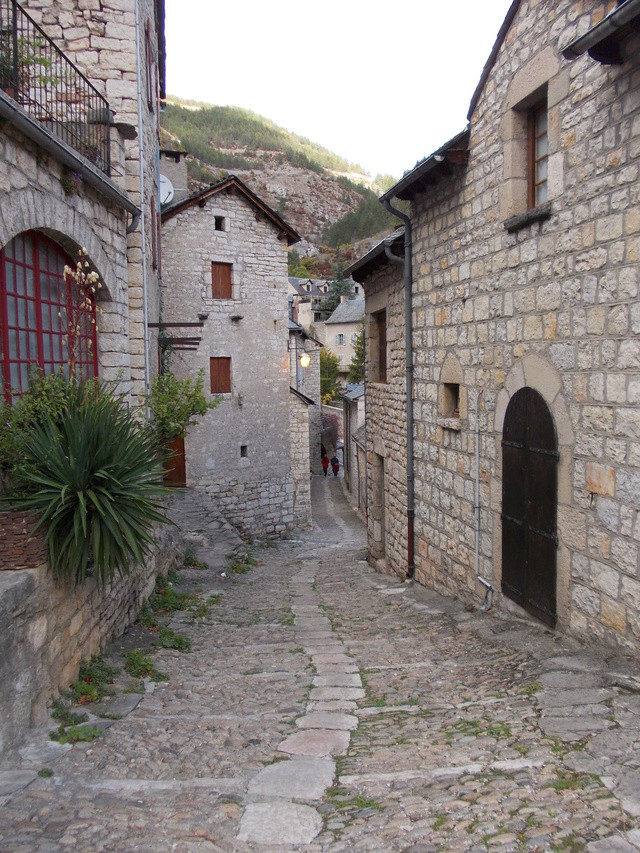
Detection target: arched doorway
<box><xmin>0</xmin><ymin>231</ymin><xmax>98</xmax><ymax>400</ymax></box>
<box><xmin>501</xmin><ymin>387</ymin><xmax>558</xmax><ymax>627</ymax></box>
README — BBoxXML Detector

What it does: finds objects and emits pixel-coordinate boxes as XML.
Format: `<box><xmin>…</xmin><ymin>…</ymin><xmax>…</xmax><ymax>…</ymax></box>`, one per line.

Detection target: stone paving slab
<box><xmin>238</xmin><ymin>801</ymin><xmax>323</xmax><ymax>846</ymax></box>
<box><xmin>296</xmin><ymin>712</ymin><xmax>358</xmax><ymax>731</ymax></box>
<box><xmin>278</xmin><ymin>728</ymin><xmax>350</xmax><ymax>757</ymax></box>
<box><xmin>246</xmin><ymin>757</ymin><xmax>335</xmax><ymax>801</ymax></box>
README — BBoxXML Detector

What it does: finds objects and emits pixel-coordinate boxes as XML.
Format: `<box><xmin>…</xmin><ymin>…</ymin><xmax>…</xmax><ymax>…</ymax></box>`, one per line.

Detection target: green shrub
<box><xmin>146</xmin><ymin>369</ymin><xmax>218</xmax><ymax>442</ymax></box>
<box><xmin>157</xmin><ymin>627</ymin><xmax>191</xmax><ymax>651</ymax></box>
<box><xmin>4</xmin><ymin>380</ymin><xmax>168</xmax><ymax>585</ymax></box>
<box><xmin>0</xmin><ymin>369</ymin><xmax>72</xmax><ymax>487</ymax></box>
<box><xmin>125</xmin><ymin>649</ymin><xmax>167</xmax><ymax>681</ymax></box>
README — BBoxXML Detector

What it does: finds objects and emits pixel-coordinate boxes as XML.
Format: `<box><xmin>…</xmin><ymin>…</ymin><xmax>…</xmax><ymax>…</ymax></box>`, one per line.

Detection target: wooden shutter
<box><xmin>211</xmin><ymin>263</ymin><xmax>232</xmax><ymax>299</ymax></box>
<box><xmin>210</xmin><ymin>357</ymin><xmax>231</xmax><ymax>393</ymax></box>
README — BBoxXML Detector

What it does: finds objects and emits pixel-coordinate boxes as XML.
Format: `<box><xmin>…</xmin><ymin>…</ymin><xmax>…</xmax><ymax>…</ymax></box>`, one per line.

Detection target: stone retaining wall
<box><xmin>0</xmin><ymin>519</ymin><xmax>182</xmax><ymax>759</ymax></box>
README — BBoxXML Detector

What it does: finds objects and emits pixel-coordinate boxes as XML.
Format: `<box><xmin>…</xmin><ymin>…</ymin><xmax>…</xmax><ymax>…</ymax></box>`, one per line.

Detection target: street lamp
<box><xmin>299</xmin><ymin>352</ymin><xmax>311</xmax><ymax>369</ymax></box>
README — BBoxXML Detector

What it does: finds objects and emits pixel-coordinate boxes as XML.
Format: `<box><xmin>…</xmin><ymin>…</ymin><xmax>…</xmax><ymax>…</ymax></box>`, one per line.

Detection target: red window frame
<box><xmin>0</xmin><ymin>231</ymin><xmax>98</xmax><ymax>401</ymax></box>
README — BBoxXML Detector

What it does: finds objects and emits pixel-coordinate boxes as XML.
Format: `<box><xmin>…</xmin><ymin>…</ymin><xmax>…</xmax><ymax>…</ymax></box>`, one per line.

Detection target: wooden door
<box><xmin>501</xmin><ymin>387</ymin><xmax>558</xmax><ymax>627</ymax></box>
<box><xmin>163</xmin><ymin>435</ymin><xmax>186</xmax><ymax>488</ymax></box>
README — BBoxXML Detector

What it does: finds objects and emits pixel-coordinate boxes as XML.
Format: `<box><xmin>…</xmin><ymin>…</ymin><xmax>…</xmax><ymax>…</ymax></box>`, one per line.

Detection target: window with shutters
<box><xmin>211</xmin><ymin>262</ymin><xmax>232</xmax><ymax>299</ymax></box>
<box><xmin>210</xmin><ymin>357</ymin><xmax>231</xmax><ymax>393</ymax></box>
<box><xmin>336</xmin><ymin>333</ymin><xmax>345</xmax><ymax>346</ymax></box>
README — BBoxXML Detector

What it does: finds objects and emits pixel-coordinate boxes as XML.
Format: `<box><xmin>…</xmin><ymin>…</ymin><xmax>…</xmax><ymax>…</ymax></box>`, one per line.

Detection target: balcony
<box><xmin>0</xmin><ymin>0</ymin><xmax>111</xmax><ymax>176</ymax></box>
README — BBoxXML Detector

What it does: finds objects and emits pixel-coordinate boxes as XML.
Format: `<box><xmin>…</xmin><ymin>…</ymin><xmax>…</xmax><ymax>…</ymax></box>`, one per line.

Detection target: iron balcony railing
<box><xmin>0</xmin><ymin>0</ymin><xmax>111</xmax><ymax>175</ymax></box>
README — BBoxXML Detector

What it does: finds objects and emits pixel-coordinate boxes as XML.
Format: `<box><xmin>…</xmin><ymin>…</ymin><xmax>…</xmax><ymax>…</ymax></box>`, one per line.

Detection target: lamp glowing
<box><xmin>299</xmin><ymin>352</ymin><xmax>311</xmax><ymax>369</ymax></box>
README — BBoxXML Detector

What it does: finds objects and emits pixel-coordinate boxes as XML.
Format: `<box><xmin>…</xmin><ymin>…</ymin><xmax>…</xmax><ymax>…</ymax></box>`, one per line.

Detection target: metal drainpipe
<box><xmin>382</xmin><ymin>201</ymin><xmax>415</xmax><ymax>580</ymax></box>
<box><xmin>474</xmin><ymin>415</ymin><xmax>494</xmax><ymax>609</ymax></box>
<box><xmin>134</xmin><ymin>0</ymin><xmax>151</xmax><ymax>409</ymax></box>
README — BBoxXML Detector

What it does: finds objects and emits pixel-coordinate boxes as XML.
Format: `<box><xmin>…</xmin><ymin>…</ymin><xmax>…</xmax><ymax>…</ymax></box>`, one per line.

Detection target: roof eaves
<box><xmin>562</xmin><ymin>0</ymin><xmax>640</xmax><ymax>62</ymax></box>
<box><xmin>344</xmin><ymin>228</ymin><xmax>404</xmax><ymax>283</ymax></box>
<box><xmin>380</xmin><ymin>127</ymin><xmax>470</xmax><ymax>203</ymax></box>
<box><xmin>290</xmin><ymin>387</ymin><xmax>315</xmax><ymax>406</ymax></box>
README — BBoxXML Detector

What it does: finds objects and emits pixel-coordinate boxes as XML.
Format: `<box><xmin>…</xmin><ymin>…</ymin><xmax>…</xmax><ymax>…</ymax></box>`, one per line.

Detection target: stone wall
<box><xmin>0</xmin><ymin>122</ymin><xmax>131</xmax><ymax>389</ymax></box>
<box><xmin>290</xmin><ymin>394</ymin><xmax>312</xmax><ymax>527</ymax></box>
<box><xmin>0</xmin><ymin>511</ymin><xmax>46</xmax><ymax>571</ymax></box>
<box><xmin>0</xmin><ymin>520</ymin><xmax>181</xmax><ymax>759</ymax></box>
<box><xmin>361</xmin><ymin>263</ymin><xmax>408</xmax><ymax>577</ymax></box>
<box><xmin>290</xmin><ymin>340</ymin><xmax>323</xmax><ymax>472</ymax></box>
<box><xmin>27</xmin><ymin>0</ymin><xmax>163</xmax><ymax>406</ymax></box>
<box><xmin>404</xmin><ymin>0</ymin><xmax>640</xmax><ymax>651</ymax></box>
<box><xmin>161</xmin><ymin>186</ymin><xmax>295</xmax><ymax>536</ymax></box>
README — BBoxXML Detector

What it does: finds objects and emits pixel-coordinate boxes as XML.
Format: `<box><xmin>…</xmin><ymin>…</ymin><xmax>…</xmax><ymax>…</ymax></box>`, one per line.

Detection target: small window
<box><xmin>528</xmin><ymin>103</ymin><xmax>548</xmax><ymax>208</ymax></box>
<box><xmin>350</xmin><ymin>333</ymin><xmax>357</xmax><ymax>345</ymax></box>
<box><xmin>214</xmin><ymin>216</ymin><xmax>225</xmax><ymax>232</ymax></box>
<box><xmin>443</xmin><ymin>383</ymin><xmax>460</xmax><ymax>418</ymax></box>
<box><xmin>336</xmin><ymin>333</ymin><xmax>345</xmax><ymax>346</ymax></box>
<box><xmin>240</xmin><ymin>445</ymin><xmax>248</xmax><ymax>458</ymax></box>
<box><xmin>210</xmin><ymin>357</ymin><xmax>231</xmax><ymax>393</ymax></box>
<box><xmin>211</xmin><ymin>262</ymin><xmax>232</xmax><ymax>299</ymax></box>
<box><xmin>354</xmin><ymin>285</ymin><xmax>359</xmax><ymax>294</ymax></box>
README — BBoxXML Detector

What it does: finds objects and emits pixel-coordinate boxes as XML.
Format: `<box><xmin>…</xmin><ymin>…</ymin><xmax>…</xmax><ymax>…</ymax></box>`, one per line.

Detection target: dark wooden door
<box><xmin>501</xmin><ymin>387</ymin><xmax>558</xmax><ymax>627</ymax></box>
<box><xmin>163</xmin><ymin>435</ymin><xmax>186</xmax><ymax>488</ymax></box>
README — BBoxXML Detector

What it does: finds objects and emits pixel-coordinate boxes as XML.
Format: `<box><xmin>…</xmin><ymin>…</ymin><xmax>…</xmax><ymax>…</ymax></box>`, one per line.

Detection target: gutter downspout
<box><xmin>134</xmin><ymin>0</ymin><xmax>151</xmax><ymax>406</ymax></box>
<box><xmin>381</xmin><ymin>206</ymin><xmax>415</xmax><ymax>580</ymax></box>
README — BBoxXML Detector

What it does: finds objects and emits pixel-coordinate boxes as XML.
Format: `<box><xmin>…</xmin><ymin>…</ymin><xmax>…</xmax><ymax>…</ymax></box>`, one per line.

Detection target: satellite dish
<box><xmin>159</xmin><ymin>174</ymin><xmax>174</xmax><ymax>205</ymax></box>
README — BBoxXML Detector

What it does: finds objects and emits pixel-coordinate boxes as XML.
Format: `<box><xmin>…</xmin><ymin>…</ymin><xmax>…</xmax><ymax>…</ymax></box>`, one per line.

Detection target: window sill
<box><xmin>504</xmin><ymin>201</ymin><xmax>552</xmax><ymax>234</ymax></box>
<box><xmin>437</xmin><ymin>417</ymin><xmax>461</xmax><ymax>432</ymax></box>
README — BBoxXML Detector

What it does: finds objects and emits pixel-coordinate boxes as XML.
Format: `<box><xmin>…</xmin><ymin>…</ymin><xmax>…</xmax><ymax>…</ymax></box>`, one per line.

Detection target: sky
<box><xmin>164</xmin><ymin>1</ymin><xmax>515</xmax><ymax>180</ymax></box>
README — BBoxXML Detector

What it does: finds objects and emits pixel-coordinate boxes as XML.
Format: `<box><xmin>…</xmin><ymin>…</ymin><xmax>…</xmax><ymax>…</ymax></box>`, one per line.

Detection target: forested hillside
<box><xmin>160</xmin><ymin>98</ymin><xmax>399</xmax><ymax>256</ymax></box>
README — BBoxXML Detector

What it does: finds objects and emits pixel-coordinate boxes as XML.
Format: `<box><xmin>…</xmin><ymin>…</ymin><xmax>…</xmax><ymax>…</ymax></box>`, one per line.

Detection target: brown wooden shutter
<box><xmin>211</xmin><ymin>263</ymin><xmax>232</xmax><ymax>299</ymax></box>
<box><xmin>210</xmin><ymin>357</ymin><xmax>231</xmax><ymax>393</ymax></box>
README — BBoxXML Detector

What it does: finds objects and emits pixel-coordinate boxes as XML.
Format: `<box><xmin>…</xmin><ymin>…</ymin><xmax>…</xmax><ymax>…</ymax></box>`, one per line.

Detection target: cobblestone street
<box><xmin>1</xmin><ymin>476</ymin><xmax>640</xmax><ymax>851</ymax></box>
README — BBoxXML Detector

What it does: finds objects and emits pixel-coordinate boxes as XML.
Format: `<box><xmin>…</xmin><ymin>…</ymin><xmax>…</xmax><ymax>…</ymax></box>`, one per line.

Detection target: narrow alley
<box><xmin>1</xmin><ymin>476</ymin><xmax>640</xmax><ymax>851</ymax></box>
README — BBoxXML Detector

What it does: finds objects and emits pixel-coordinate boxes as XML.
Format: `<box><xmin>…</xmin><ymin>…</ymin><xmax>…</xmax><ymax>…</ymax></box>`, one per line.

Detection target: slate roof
<box><xmin>342</xmin><ymin>383</ymin><xmax>364</xmax><ymax>401</ymax></box>
<box><xmin>345</xmin><ymin>228</ymin><xmax>404</xmax><ymax>283</ymax></box>
<box><xmin>325</xmin><ymin>298</ymin><xmax>365</xmax><ymax>325</ymax></box>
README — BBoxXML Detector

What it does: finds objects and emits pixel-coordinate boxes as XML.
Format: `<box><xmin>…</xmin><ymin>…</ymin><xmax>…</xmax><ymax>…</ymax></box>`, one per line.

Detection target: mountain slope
<box><xmin>160</xmin><ymin>99</ymin><xmax>398</xmax><ymax>252</ymax></box>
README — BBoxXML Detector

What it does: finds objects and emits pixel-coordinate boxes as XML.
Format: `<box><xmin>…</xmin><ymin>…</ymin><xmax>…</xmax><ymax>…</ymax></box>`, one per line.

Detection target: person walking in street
<box><xmin>331</xmin><ymin>455</ymin><xmax>340</xmax><ymax>477</ymax></box>
<box><xmin>321</xmin><ymin>454</ymin><xmax>330</xmax><ymax>476</ymax></box>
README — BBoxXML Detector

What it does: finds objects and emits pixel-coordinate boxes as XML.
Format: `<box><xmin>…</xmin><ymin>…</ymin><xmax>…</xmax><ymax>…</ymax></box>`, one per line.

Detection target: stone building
<box><xmin>342</xmin><ymin>382</ymin><xmax>366</xmax><ymax>507</ymax></box>
<box><xmin>0</xmin><ymin>0</ymin><xmax>169</xmax><ymax>755</ymax></box>
<box><xmin>1</xmin><ymin>0</ymin><xmax>165</xmax><ymax>405</ymax></box>
<box><xmin>160</xmin><ymin>174</ymin><xmax>311</xmax><ymax>536</ymax></box>
<box><xmin>289</xmin><ymin>318</ymin><xmax>323</xmax><ymax>475</ymax></box>
<box><xmin>349</xmin><ymin>0</ymin><xmax>640</xmax><ymax>653</ymax></box>
<box><xmin>320</xmin><ymin>296</ymin><xmax>365</xmax><ymax>378</ymax></box>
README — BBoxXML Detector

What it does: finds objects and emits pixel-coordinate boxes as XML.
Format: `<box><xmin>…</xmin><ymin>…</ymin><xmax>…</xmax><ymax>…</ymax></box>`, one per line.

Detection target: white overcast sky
<box><xmin>164</xmin><ymin>1</ymin><xmax>514</xmax><ymax>179</ymax></box>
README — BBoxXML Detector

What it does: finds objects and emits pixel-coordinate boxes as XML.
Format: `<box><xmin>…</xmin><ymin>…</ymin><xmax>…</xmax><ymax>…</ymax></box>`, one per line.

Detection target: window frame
<box><xmin>374</xmin><ymin>309</ymin><xmax>387</xmax><ymax>384</ymax></box>
<box><xmin>0</xmin><ymin>231</ymin><xmax>98</xmax><ymax>401</ymax></box>
<box><xmin>527</xmin><ymin>102</ymin><xmax>548</xmax><ymax>209</ymax></box>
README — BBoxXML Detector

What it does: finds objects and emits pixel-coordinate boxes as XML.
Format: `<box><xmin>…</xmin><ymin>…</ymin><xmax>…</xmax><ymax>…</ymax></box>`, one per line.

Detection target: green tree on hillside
<box><xmin>348</xmin><ymin>321</ymin><xmax>365</xmax><ymax>383</ymax></box>
<box><xmin>320</xmin><ymin>349</ymin><xmax>341</xmax><ymax>403</ymax></box>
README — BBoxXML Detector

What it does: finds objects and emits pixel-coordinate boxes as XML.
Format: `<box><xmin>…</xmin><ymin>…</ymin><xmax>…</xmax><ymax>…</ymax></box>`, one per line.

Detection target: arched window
<box><xmin>0</xmin><ymin>231</ymin><xmax>98</xmax><ymax>400</ymax></box>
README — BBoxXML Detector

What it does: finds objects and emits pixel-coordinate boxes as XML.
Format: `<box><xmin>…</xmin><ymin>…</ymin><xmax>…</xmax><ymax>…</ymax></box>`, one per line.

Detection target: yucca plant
<box><xmin>5</xmin><ymin>381</ymin><xmax>169</xmax><ymax>585</ymax></box>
